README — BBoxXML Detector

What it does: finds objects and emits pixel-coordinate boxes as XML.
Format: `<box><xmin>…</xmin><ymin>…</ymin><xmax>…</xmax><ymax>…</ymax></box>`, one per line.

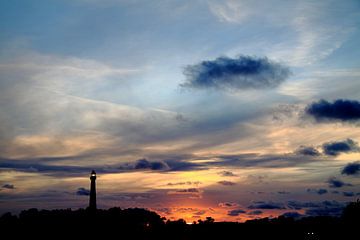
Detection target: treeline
<box><xmin>1</xmin><ymin>201</ymin><xmax>359</xmax><ymax>239</ymax></box>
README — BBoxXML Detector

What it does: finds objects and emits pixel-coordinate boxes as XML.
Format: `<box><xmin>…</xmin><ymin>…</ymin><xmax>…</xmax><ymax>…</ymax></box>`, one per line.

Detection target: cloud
<box><xmin>341</xmin><ymin>161</ymin><xmax>360</xmax><ymax>175</ymax></box>
<box><xmin>248</xmin><ymin>210</ymin><xmax>263</xmax><ymax>215</ymax></box>
<box><xmin>305</xmin><ymin>99</ymin><xmax>360</xmax><ymax>122</ymax></box>
<box><xmin>305</xmin><ymin>206</ymin><xmax>344</xmax><ymax>217</ymax></box>
<box><xmin>287</xmin><ymin>200</ymin><xmax>346</xmax><ymax>212</ymax></box>
<box><xmin>181</xmin><ymin>55</ymin><xmax>290</xmax><ymax>91</ymax></box>
<box><xmin>307</xmin><ymin>188</ymin><xmax>327</xmax><ymax>195</ymax></box>
<box><xmin>227</xmin><ymin>209</ymin><xmax>247</xmax><ymax>216</ymax></box>
<box><xmin>287</xmin><ymin>200</ymin><xmax>346</xmax><ymax>217</ymax></box>
<box><xmin>248</xmin><ymin>201</ymin><xmax>285</xmax><ymax>210</ymax></box>
<box><xmin>165</xmin><ymin>160</ymin><xmax>204</xmax><ymax>172</ymax></box>
<box><xmin>218</xmin><ymin>171</ymin><xmax>237</xmax><ymax>177</ymax></box>
<box><xmin>173</xmin><ymin>188</ymin><xmax>200</xmax><ymax>193</ymax></box>
<box><xmin>322</xmin><ymin>139</ymin><xmax>359</xmax><ymax>156</ymax></box>
<box><xmin>218</xmin><ymin>202</ymin><xmax>239</xmax><ymax>208</ymax></box>
<box><xmin>1</xmin><ymin>184</ymin><xmax>15</xmax><ymax>189</ymax></box>
<box><xmin>217</xmin><ymin>180</ymin><xmax>236</xmax><ymax>186</ymax></box>
<box><xmin>208</xmin><ymin>153</ymin><xmax>322</xmax><ymax>169</ymax></box>
<box><xmin>281</xmin><ymin>212</ymin><xmax>302</xmax><ymax>219</ymax></box>
<box><xmin>327</xmin><ymin>177</ymin><xmax>352</xmax><ymax>188</ymax></box>
<box><xmin>277</xmin><ymin>191</ymin><xmax>290</xmax><ymax>194</ymax></box>
<box><xmin>167</xmin><ymin>181</ymin><xmax>201</xmax><ymax>186</ymax></box>
<box><xmin>342</xmin><ymin>192</ymin><xmax>354</xmax><ymax>197</ymax></box>
<box><xmin>76</xmin><ymin>187</ymin><xmax>90</xmax><ymax>196</ymax></box>
<box><xmin>295</xmin><ymin>146</ymin><xmax>321</xmax><ymax>156</ymax></box>
<box><xmin>134</xmin><ymin>159</ymin><xmax>170</xmax><ymax>171</ymax></box>
<box><xmin>209</xmin><ymin>0</ymin><xmax>252</xmax><ymax>24</ymax></box>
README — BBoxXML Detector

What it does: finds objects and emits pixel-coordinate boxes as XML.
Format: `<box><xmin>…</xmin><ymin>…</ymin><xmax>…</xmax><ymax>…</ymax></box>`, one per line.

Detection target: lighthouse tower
<box><xmin>89</xmin><ymin>170</ymin><xmax>97</xmax><ymax>210</ymax></box>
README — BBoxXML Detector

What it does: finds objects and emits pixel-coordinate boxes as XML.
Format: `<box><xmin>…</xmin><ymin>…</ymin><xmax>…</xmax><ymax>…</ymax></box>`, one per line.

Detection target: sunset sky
<box><xmin>1</xmin><ymin>0</ymin><xmax>360</xmax><ymax>222</ymax></box>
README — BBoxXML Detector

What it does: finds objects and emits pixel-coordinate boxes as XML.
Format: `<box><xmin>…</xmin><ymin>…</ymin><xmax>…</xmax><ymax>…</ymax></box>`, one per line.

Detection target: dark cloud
<box><xmin>194</xmin><ymin>210</ymin><xmax>206</xmax><ymax>215</ymax></box>
<box><xmin>134</xmin><ymin>159</ymin><xmax>170</xmax><ymax>171</ymax></box>
<box><xmin>288</xmin><ymin>200</ymin><xmax>346</xmax><ymax>217</ymax></box>
<box><xmin>1</xmin><ymin>184</ymin><xmax>15</xmax><ymax>189</ymax></box>
<box><xmin>0</xmin><ymin>150</ymin><xmax>324</xmax><ymax>179</ymax></box>
<box><xmin>76</xmin><ymin>187</ymin><xmax>90</xmax><ymax>196</ymax></box>
<box><xmin>165</xmin><ymin>159</ymin><xmax>204</xmax><ymax>172</ymax></box>
<box><xmin>181</xmin><ymin>55</ymin><xmax>290</xmax><ymax>91</ymax></box>
<box><xmin>217</xmin><ymin>180</ymin><xmax>236</xmax><ymax>186</ymax></box>
<box><xmin>327</xmin><ymin>177</ymin><xmax>352</xmax><ymax>188</ymax></box>
<box><xmin>174</xmin><ymin>188</ymin><xmax>200</xmax><ymax>193</ymax></box>
<box><xmin>287</xmin><ymin>200</ymin><xmax>345</xmax><ymax>212</ymax></box>
<box><xmin>281</xmin><ymin>212</ymin><xmax>303</xmax><ymax>219</ymax></box>
<box><xmin>0</xmin><ymin>157</ymin><xmax>95</xmax><ymax>177</ymax></box>
<box><xmin>342</xmin><ymin>192</ymin><xmax>355</xmax><ymax>197</ymax></box>
<box><xmin>166</xmin><ymin>188</ymin><xmax>203</xmax><ymax>199</ymax></box>
<box><xmin>167</xmin><ymin>181</ymin><xmax>201</xmax><ymax>186</ymax></box>
<box><xmin>154</xmin><ymin>208</ymin><xmax>172</xmax><ymax>215</ymax></box>
<box><xmin>305</xmin><ymin>206</ymin><xmax>344</xmax><ymax>217</ymax></box>
<box><xmin>218</xmin><ymin>171</ymin><xmax>237</xmax><ymax>177</ymax></box>
<box><xmin>307</xmin><ymin>188</ymin><xmax>328</xmax><ymax>195</ymax></box>
<box><xmin>322</xmin><ymin>139</ymin><xmax>359</xmax><ymax>156</ymax></box>
<box><xmin>208</xmin><ymin>153</ymin><xmax>322</xmax><ymax>169</ymax></box>
<box><xmin>248</xmin><ymin>210</ymin><xmax>263</xmax><ymax>215</ymax></box>
<box><xmin>277</xmin><ymin>191</ymin><xmax>290</xmax><ymax>194</ymax></box>
<box><xmin>341</xmin><ymin>161</ymin><xmax>360</xmax><ymax>175</ymax></box>
<box><xmin>227</xmin><ymin>209</ymin><xmax>247</xmax><ymax>216</ymax></box>
<box><xmin>305</xmin><ymin>99</ymin><xmax>360</xmax><ymax>122</ymax></box>
<box><xmin>218</xmin><ymin>202</ymin><xmax>239</xmax><ymax>208</ymax></box>
<box><xmin>295</xmin><ymin>146</ymin><xmax>321</xmax><ymax>156</ymax></box>
<box><xmin>248</xmin><ymin>201</ymin><xmax>285</xmax><ymax>210</ymax></box>
<box><xmin>287</xmin><ymin>201</ymin><xmax>322</xmax><ymax>210</ymax></box>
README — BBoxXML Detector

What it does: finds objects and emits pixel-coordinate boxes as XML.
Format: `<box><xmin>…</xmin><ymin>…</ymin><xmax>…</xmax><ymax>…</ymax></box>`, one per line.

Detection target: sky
<box><xmin>0</xmin><ymin>0</ymin><xmax>360</xmax><ymax>222</ymax></box>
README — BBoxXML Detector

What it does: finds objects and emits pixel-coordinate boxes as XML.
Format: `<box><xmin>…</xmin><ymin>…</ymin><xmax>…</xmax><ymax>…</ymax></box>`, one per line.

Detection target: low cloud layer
<box><xmin>288</xmin><ymin>201</ymin><xmax>346</xmax><ymax>217</ymax></box>
<box><xmin>227</xmin><ymin>209</ymin><xmax>246</xmax><ymax>216</ymax></box>
<box><xmin>248</xmin><ymin>201</ymin><xmax>285</xmax><ymax>210</ymax></box>
<box><xmin>181</xmin><ymin>55</ymin><xmax>290</xmax><ymax>91</ymax></box>
<box><xmin>217</xmin><ymin>181</ymin><xmax>236</xmax><ymax>186</ymax></box>
<box><xmin>305</xmin><ymin>99</ymin><xmax>360</xmax><ymax>122</ymax></box>
<box><xmin>307</xmin><ymin>188</ymin><xmax>328</xmax><ymax>195</ymax></box>
<box><xmin>134</xmin><ymin>159</ymin><xmax>170</xmax><ymax>171</ymax></box>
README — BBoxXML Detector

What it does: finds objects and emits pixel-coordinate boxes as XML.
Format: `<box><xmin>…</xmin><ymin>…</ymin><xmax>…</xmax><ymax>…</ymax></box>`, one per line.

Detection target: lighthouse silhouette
<box><xmin>89</xmin><ymin>170</ymin><xmax>97</xmax><ymax>210</ymax></box>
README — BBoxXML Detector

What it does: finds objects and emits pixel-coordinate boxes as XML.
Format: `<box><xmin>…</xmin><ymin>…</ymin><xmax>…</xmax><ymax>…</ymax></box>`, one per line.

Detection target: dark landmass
<box><xmin>1</xmin><ymin>201</ymin><xmax>359</xmax><ymax>240</ymax></box>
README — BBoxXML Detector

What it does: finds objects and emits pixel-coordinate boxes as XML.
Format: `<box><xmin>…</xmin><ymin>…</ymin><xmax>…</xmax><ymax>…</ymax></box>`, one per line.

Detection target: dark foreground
<box><xmin>1</xmin><ymin>201</ymin><xmax>359</xmax><ymax>240</ymax></box>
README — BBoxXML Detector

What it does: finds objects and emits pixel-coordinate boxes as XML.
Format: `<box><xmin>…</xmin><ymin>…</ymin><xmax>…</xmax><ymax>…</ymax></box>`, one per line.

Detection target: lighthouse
<box><xmin>89</xmin><ymin>170</ymin><xmax>97</xmax><ymax>210</ymax></box>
